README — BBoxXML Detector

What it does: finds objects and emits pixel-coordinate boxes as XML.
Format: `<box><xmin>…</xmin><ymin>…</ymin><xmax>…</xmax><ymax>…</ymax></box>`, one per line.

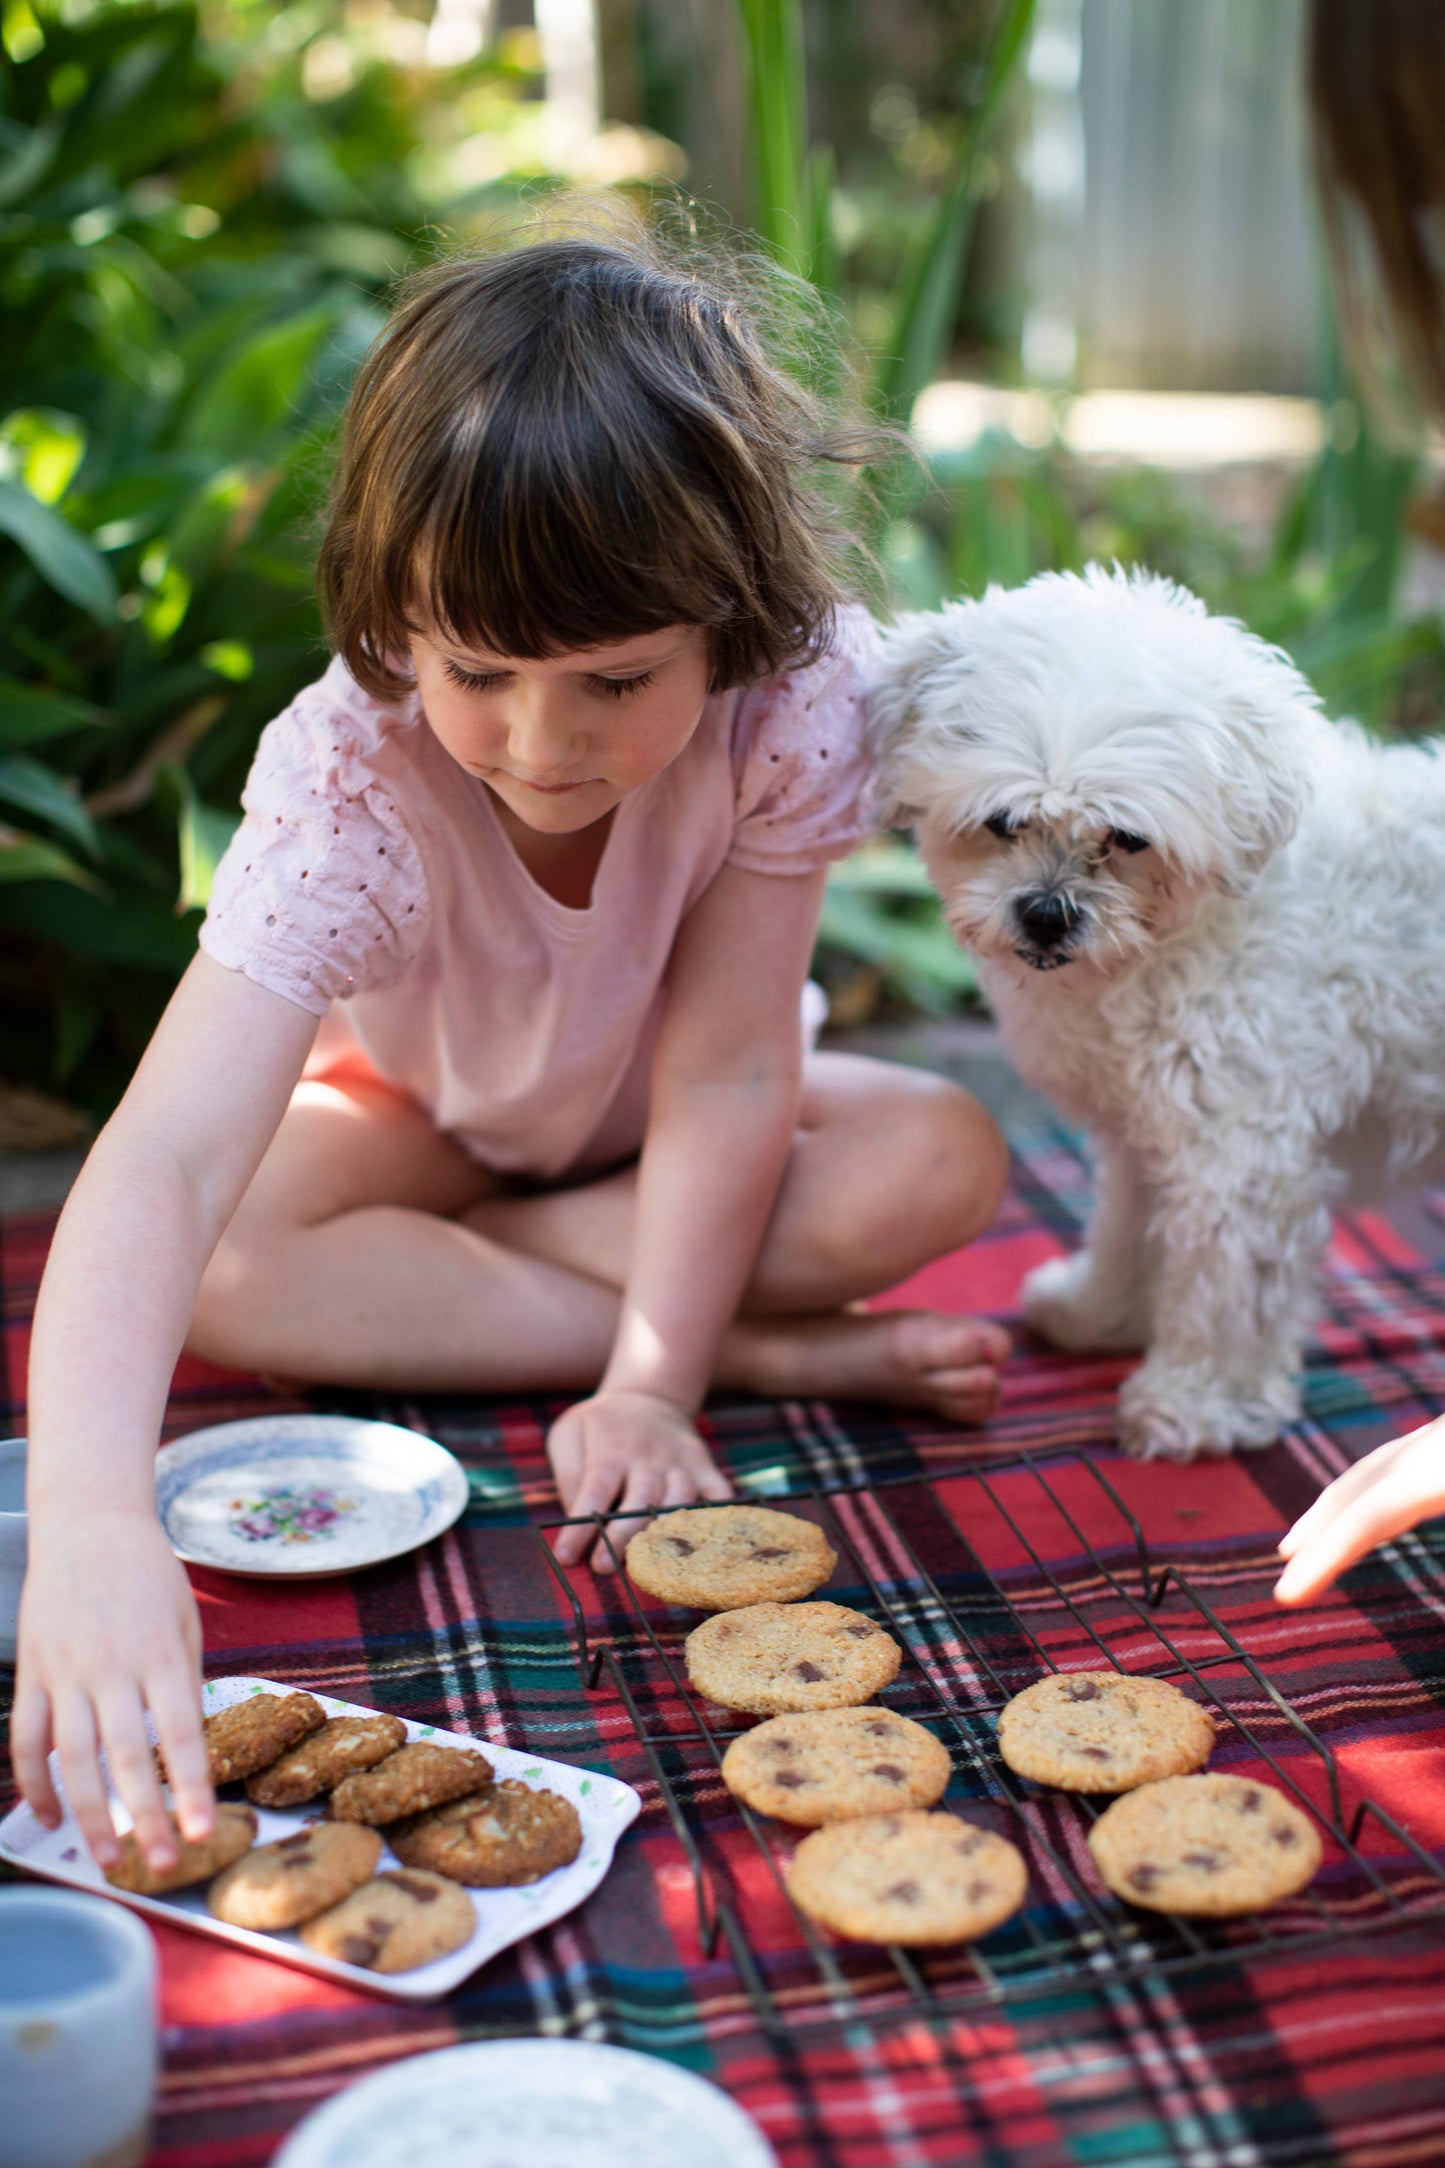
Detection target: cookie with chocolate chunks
<box><xmin>208</xmin><ymin>1822</ymin><xmax>382</xmax><ymax>1930</ymax></box>
<box><xmin>722</xmin><ymin>1706</ymin><xmax>951</xmax><ymax>1825</ymax></box>
<box><xmin>1088</xmin><ymin>1773</ymin><xmax>1322</xmax><ymax>1916</ymax></box>
<box><xmin>246</xmin><ymin>1715</ymin><xmax>408</xmax><ymax>1807</ymax></box>
<box><xmin>626</xmin><ymin>1504</ymin><xmax>836</xmax><ymax>1610</ymax></box>
<box><xmin>998</xmin><ymin>1671</ymin><xmax>1215</xmax><ymax>1793</ymax></box>
<box><xmin>789</xmin><ymin>1810</ymin><xmax>1027</xmax><ymax>1945</ymax></box>
<box><xmin>299</xmin><ymin>1868</ymin><xmax>476</xmax><ymax>1973</ymax></box>
<box><xmin>685</xmin><ymin>1601</ymin><xmax>901</xmax><ymax>1716</ymax></box>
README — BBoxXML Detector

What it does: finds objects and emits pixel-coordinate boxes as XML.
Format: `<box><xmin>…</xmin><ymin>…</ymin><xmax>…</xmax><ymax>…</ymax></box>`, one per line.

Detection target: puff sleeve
<box><xmin>727</xmin><ymin>604</ymin><xmax>880</xmax><ymax>876</ymax></box>
<box><xmin>199</xmin><ymin>660</ymin><xmax>430</xmax><ymax>1014</ymax></box>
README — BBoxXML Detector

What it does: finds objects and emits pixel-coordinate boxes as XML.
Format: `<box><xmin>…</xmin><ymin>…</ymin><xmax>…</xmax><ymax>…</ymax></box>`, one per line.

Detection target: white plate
<box><xmin>154</xmin><ymin>1415</ymin><xmax>469</xmax><ymax>1577</ymax></box>
<box><xmin>0</xmin><ymin>1676</ymin><xmax>641</xmax><ymax>2004</ymax></box>
<box><xmin>274</xmin><ymin>2039</ymin><xmax>779</xmax><ymax>2168</ymax></box>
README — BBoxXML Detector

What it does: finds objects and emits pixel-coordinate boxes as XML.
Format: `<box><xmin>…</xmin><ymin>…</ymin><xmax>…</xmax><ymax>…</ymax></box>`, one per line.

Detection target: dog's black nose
<box><xmin>1016</xmin><ymin>892</ymin><xmax>1078</xmax><ymax>948</ymax></box>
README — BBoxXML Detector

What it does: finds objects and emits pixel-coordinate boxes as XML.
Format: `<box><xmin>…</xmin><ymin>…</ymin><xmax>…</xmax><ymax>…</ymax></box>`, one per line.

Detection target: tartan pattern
<box><xmin>2</xmin><ymin>1113</ymin><xmax>1445</xmax><ymax>2166</ymax></box>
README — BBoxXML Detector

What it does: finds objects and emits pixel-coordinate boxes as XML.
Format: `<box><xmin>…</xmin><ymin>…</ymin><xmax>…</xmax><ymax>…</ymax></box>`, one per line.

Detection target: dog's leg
<box><xmin>1117</xmin><ymin>1133</ymin><xmax>1332</xmax><ymax>1461</ymax></box>
<box><xmin>1022</xmin><ymin>1132</ymin><xmax>1155</xmax><ymax>1350</ymax></box>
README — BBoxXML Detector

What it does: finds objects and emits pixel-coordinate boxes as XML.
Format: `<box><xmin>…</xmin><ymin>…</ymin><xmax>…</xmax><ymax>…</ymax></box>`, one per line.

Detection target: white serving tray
<box><xmin>0</xmin><ymin>1675</ymin><xmax>641</xmax><ymax>2003</ymax></box>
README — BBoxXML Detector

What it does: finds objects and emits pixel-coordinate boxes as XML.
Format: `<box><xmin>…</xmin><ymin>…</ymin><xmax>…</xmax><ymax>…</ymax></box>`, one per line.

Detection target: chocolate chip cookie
<box><xmin>686</xmin><ymin>1602</ymin><xmax>902</xmax><ymax>1716</ymax></box>
<box><xmin>327</xmin><ymin>1742</ymin><xmax>493</xmax><ymax>1825</ymax></box>
<box><xmin>722</xmin><ymin>1706</ymin><xmax>951</xmax><ymax>1825</ymax></box>
<box><xmin>158</xmin><ymin>1690</ymin><xmax>327</xmax><ymax>1788</ymax></box>
<box><xmin>208</xmin><ymin>1822</ymin><xmax>383</xmax><ymax>1931</ymax></box>
<box><xmin>104</xmin><ymin>1802</ymin><xmax>257</xmax><ymax>1895</ymax></box>
<box><xmin>1087</xmin><ymin>1772</ymin><xmax>1323</xmax><ymax>1916</ymax></box>
<box><xmin>789</xmin><ymin>1810</ymin><xmax>1028</xmax><ymax>1945</ymax></box>
<box><xmin>998</xmin><ymin>1671</ymin><xmax>1215</xmax><ymax>1793</ymax></box>
<box><xmin>246</xmin><ymin>1714</ymin><xmax>409</xmax><ymax>1807</ymax></box>
<box><xmin>299</xmin><ymin>1868</ymin><xmax>476</xmax><ymax>1973</ymax></box>
<box><xmin>391</xmin><ymin>1781</ymin><xmax>582</xmax><ymax>1886</ymax></box>
<box><xmin>626</xmin><ymin>1504</ymin><xmax>836</xmax><ymax>1610</ymax></box>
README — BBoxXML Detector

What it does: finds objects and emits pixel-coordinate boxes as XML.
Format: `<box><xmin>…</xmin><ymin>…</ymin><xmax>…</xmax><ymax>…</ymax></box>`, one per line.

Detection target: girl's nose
<box><xmin>505</xmin><ymin>690</ymin><xmax>586</xmax><ymax>777</ymax></box>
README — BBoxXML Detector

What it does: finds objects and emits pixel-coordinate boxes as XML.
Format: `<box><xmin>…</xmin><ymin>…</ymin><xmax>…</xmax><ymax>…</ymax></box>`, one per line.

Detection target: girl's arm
<box><xmin>1274</xmin><ymin>1413</ymin><xmax>1445</xmax><ymax>1603</ymax></box>
<box><xmin>12</xmin><ymin>952</ymin><xmax>318</xmax><ymax>1873</ymax></box>
<box><xmin>550</xmin><ymin>861</ymin><xmax>824</xmax><ymax>1567</ymax></box>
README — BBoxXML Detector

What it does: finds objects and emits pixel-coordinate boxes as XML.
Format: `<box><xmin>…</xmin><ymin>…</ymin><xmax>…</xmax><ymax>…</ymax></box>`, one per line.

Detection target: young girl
<box><xmin>13</xmin><ymin>224</ymin><xmax>1009</xmax><ymax>1883</ymax></box>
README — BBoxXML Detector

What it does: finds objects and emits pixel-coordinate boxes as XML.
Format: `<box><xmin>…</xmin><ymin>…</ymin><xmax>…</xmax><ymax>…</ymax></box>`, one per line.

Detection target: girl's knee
<box><xmin>901</xmin><ymin>1073</ymin><xmax>1009</xmax><ymax>1249</ymax></box>
<box><xmin>188</xmin><ymin>1226</ymin><xmax>281</xmax><ymax>1367</ymax></box>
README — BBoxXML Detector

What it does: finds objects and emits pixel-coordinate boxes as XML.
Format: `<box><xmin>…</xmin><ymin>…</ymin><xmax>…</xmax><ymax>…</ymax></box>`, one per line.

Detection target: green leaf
<box><xmin>734</xmin><ymin>0</ymin><xmax>809</xmax><ymax>270</ymax></box>
<box><xmin>827</xmin><ymin>841</ymin><xmax>939</xmax><ymax>898</ymax></box>
<box><xmin>0</xmin><ymin>828</ymin><xmax>103</xmax><ymax>893</ymax></box>
<box><xmin>0</xmin><ymin>879</ymin><xmax>195</xmax><ymax>970</ymax></box>
<box><xmin>182</xmin><ymin>305</ymin><xmax>340</xmax><ymax>462</ymax></box>
<box><xmin>0</xmin><ymin>678</ymin><xmax>105</xmax><ymax>748</ymax></box>
<box><xmin>161</xmin><ymin>762</ymin><xmax>240</xmax><ymax>914</ymax></box>
<box><xmin>0</xmin><ymin>754</ymin><xmax>98</xmax><ymax>854</ymax></box>
<box><xmin>0</xmin><ymin>479</ymin><xmax>118</xmax><ymax>623</ymax></box>
<box><xmin>0</xmin><ymin>410</ymin><xmax>87</xmax><ymax>505</ymax></box>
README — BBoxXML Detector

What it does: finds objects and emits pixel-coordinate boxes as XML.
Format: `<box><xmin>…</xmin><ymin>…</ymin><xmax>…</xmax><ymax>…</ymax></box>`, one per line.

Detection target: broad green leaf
<box><xmin>0</xmin><ymin>410</ymin><xmax>86</xmax><ymax>505</ymax></box>
<box><xmin>0</xmin><ymin>828</ymin><xmax>103</xmax><ymax>894</ymax></box>
<box><xmin>182</xmin><ymin>305</ymin><xmax>340</xmax><ymax>461</ymax></box>
<box><xmin>734</xmin><ymin>0</ymin><xmax>809</xmax><ymax>271</ymax></box>
<box><xmin>162</xmin><ymin>763</ymin><xmax>240</xmax><ymax>913</ymax></box>
<box><xmin>0</xmin><ymin>754</ymin><xmax>98</xmax><ymax>854</ymax></box>
<box><xmin>200</xmin><ymin>639</ymin><xmax>254</xmax><ymax>682</ymax></box>
<box><xmin>0</xmin><ymin>879</ymin><xmax>195</xmax><ymax>970</ymax></box>
<box><xmin>0</xmin><ymin>678</ymin><xmax>104</xmax><ymax>747</ymax></box>
<box><xmin>0</xmin><ymin>479</ymin><xmax>118</xmax><ymax>623</ymax></box>
<box><xmin>827</xmin><ymin>841</ymin><xmax>938</xmax><ymax>898</ymax></box>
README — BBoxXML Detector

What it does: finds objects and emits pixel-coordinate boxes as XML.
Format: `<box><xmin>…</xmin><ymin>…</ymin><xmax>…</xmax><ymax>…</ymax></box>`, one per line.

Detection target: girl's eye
<box><xmin>444</xmin><ymin>660</ymin><xmax>508</xmax><ymax>693</ymax></box>
<box><xmin>1107</xmin><ymin>828</ymin><xmax>1150</xmax><ymax>854</ymax></box>
<box><xmin>983</xmin><ymin>811</ymin><xmax>1020</xmax><ymax>841</ymax></box>
<box><xmin>589</xmin><ymin>671</ymin><xmax>655</xmax><ymax>700</ymax></box>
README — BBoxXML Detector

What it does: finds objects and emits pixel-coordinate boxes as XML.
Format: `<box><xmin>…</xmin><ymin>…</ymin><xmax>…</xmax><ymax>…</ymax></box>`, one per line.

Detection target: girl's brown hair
<box><xmin>1309</xmin><ymin>0</ymin><xmax>1445</xmax><ymax>419</ymax></box>
<box><xmin>320</xmin><ymin>212</ymin><xmax>884</xmax><ymax>697</ymax></box>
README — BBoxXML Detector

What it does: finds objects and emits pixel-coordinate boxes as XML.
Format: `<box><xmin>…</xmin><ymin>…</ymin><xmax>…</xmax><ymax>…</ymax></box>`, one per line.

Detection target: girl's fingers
<box><xmin>553</xmin><ymin>1454</ymin><xmax>627</xmax><ymax>1567</ymax></box>
<box><xmin>51</xmin><ymin>1692</ymin><xmax>118</xmax><ymax>1870</ymax></box>
<box><xmin>590</xmin><ymin>1460</ymin><xmax>673</xmax><ymax>1574</ymax></box>
<box><xmin>697</xmin><ymin>1456</ymin><xmax>734</xmax><ymax>1502</ymax></box>
<box><xmin>1274</xmin><ymin>1474</ymin><xmax>1429</xmax><ymax>1605</ymax></box>
<box><xmin>1276</xmin><ymin>1438</ymin><xmax>1412</xmax><ymax>1559</ymax></box>
<box><xmin>144</xmin><ymin>1666</ymin><xmax>213</xmax><ymax>1845</ymax></box>
<box><xmin>96</xmin><ymin>1684</ymin><xmax>175</xmax><ymax>1873</ymax></box>
<box><xmin>10</xmin><ymin>1682</ymin><xmax>60</xmax><ymax>1828</ymax></box>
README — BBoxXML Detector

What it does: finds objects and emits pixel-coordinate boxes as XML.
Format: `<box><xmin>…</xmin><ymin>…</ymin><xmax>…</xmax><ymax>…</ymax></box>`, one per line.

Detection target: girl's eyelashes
<box><xmin>442</xmin><ymin>659</ymin><xmax>657</xmax><ymax>699</ymax></box>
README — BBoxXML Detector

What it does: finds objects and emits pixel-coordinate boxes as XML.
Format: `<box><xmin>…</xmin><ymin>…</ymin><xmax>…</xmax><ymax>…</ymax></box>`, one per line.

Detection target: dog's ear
<box><xmin>1211</xmin><ymin>659</ymin><xmax>1328</xmax><ymax>887</ymax></box>
<box><xmin>868</xmin><ymin>604</ymin><xmax>978</xmax><ymax>825</ymax></box>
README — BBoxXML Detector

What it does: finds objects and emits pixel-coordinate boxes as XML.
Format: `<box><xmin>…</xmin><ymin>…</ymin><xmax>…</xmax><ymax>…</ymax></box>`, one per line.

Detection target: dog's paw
<box><xmin>1022</xmin><ymin>1253</ymin><xmax>1148</xmax><ymax>1352</ymax></box>
<box><xmin>1118</xmin><ymin>1361</ymin><xmax>1298</xmax><ymax>1462</ymax></box>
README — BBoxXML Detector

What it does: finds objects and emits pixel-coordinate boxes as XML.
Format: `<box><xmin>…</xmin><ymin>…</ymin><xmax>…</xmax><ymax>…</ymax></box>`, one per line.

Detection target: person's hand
<box><xmin>548</xmin><ymin>1389</ymin><xmax>732</xmax><ymax>1571</ymax></box>
<box><xmin>1274</xmin><ymin>1415</ymin><xmax>1445</xmax><ymax>1605</ymax></box>
<box><xmin>10</xmin><ymin>1511</ymin><xmax>213</xmax><ymax>1875</ymax></box>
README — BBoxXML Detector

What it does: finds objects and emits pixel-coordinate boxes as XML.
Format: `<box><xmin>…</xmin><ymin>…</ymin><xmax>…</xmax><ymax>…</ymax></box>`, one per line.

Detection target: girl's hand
<box><xmin>548</xmin><ymin>1389</ymin><xmax>732</xmax><ymax>1571</ymax></box>
<box><xmin>1274</xmin><ymin>1415</ymin><xmax>1445</xmax><ymax>1605</ymax></box>
<box><xmin>10</xmin><ymin>1513</ymin><xmax>213</xmax><ymax>1875</ymax></box>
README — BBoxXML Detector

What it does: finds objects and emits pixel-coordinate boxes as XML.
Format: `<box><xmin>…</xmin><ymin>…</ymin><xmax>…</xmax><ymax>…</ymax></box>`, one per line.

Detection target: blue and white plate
<box><xmin>154</xmin><ymin>1414</ymin><xmax>468</xmax><ymax>1578</ymax></box>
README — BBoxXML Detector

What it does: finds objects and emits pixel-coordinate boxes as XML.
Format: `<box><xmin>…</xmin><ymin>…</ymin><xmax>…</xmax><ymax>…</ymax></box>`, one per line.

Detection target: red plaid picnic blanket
<box><xmin>4</xmin><ymin>1113</ymin><xmax>1445</xmax><ymax>2168</ymax></box>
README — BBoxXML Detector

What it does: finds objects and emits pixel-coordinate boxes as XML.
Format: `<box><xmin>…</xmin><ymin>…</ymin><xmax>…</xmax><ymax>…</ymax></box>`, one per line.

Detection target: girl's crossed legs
<box><xmin>189</xmin><ymin>1049</ymin><xmax>1011</xmax><ymax>1417</ymax></box>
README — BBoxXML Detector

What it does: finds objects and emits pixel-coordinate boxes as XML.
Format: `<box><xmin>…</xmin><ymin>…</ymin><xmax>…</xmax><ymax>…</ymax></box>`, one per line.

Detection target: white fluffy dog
<box><xmin>869</xmin><ymin>565</ymin><xmax>1445</xmax><ymax>1461</ymax></box>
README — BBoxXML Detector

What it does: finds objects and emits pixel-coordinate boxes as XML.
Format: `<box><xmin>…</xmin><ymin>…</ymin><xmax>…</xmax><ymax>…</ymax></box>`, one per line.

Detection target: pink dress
<box><xmin>200</xmin><ymin>608</ymin><xmax>877</xmax><ymax>1181</ymax></box>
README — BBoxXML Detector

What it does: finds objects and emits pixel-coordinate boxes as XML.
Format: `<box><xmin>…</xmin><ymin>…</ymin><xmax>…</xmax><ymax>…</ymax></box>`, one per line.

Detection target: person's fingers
<box><xmin>660</xmin><ymin>1466</ymin><xmax>696</xmax><ymax>1509</ymax></box>
<box><xmin>96</xmin><ymin>1684</ymin><xmax>175</xmax><ymax>1873</ymax></box>
<box><xmin>145</xmin><ymin>1665</ymin><xmax>213</xmax><ymax>1845</ymax></box>
<box><xmin>546</xmin><ymin>1418</ymin><xmax>585</xmax><ymax>1514</ymax></box>
<box><xmin>51</xmin><ymin>1691</ymin><xmax>119</xmax><ymax>1870</ymax></box>
<box><xmin>10</xmin><ymin>1682</ymin><xmax>60</xmax><ymax>1828</ymax></box>
<box><xmin>1274</xmin><ymin>1475</ymin><xmax>1430</xmax><ymax>1605</ymax></box>
<box><xmin>1276</xmin><ymin>1438</ymin><xmax>1412</xmax><ymax>1559</ymax></box>
<box><xmin>552</xmin><ymin>1451</ymin><xmax>629</xmax><ymax>1567</ymax></box>
<box><xmin>590</xmin><ymin>1458</ymin><xmax>674</xmax><ymax>1574</ymax></box>
<box><xmin>696</xmin><ymin>1456</ymin><xmax>734</xmax><ymax>1502</ymax></box>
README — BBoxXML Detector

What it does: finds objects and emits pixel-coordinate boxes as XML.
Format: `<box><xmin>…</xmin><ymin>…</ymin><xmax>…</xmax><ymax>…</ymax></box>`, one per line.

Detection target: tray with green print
<box><xmin>0</xmin><ymin>1675</ymin><xmax>642</xmax><ymax>2002</ymax></box>
<box><xmin>153</xmin><ymin>1413</ymin><xmax>470</xmax><ymax>1578</ymax></box>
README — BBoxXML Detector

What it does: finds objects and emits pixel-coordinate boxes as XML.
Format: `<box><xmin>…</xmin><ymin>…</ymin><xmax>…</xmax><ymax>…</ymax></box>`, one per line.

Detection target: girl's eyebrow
<box><xmin>444</xmin><ymin>640</ymin><xmax>690</xmax><ymax>674</ymax></box>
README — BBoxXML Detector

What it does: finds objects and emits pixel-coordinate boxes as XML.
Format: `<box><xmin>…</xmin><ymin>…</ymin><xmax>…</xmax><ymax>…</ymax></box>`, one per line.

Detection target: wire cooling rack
<box><xmin>537</xmin><ymin>1448</ymin><xmax>1445</xmax><ymax>2035</ymax></box>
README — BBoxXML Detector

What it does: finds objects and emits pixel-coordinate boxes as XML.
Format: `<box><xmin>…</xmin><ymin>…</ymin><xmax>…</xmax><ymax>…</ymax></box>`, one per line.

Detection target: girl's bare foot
<box><xmin>722</xmin><ymin>1309</ymin><xmax>1010</xmax><ymax>1423</ymax></box>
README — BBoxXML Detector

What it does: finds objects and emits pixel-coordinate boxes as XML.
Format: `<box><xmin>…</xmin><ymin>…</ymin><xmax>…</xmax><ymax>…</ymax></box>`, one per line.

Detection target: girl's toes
<box><xmin>893</xmin><ymin>1312</ymin><xmax>1009</xmax><ymax>1375</ymax></box>
<box><xmin>922</xmin><ymin>1364</ymin><xmax>1001</xmax><ymax>1423</ymax></box>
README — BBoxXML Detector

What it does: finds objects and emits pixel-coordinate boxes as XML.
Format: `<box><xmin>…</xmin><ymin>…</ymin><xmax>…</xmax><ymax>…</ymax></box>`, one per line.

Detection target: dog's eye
<box><xmin>1106</xmin><ymin>828</ymin><xmax>1150</xmax><ymax>855</ymax></box>
<box><xmin>983</xmin><ymin>812</ymin><xmax>1021</xmax><ymax>842</ymax></box>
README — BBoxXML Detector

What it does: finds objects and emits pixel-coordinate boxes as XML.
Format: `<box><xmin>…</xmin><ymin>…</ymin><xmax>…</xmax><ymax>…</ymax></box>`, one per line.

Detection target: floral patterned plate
<box><xmin>154</xmin><ymin>1415</ymin><xmax>469</xmax><ymax>1578</ymax></box>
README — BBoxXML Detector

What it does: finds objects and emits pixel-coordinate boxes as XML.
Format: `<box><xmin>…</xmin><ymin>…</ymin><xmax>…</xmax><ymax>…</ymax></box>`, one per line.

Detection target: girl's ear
<box><xmin>867</xmin><ymin>604</ymin><xmax>979</xmax><ymax>826</ymax></box>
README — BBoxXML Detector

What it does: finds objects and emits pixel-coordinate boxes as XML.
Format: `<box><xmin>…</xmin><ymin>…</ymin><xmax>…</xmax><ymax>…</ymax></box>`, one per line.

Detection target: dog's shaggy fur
<box><xmin>870</xmin><ymin>565</ymin><xmax>1445</xmax><ymax>1460</ymax></box>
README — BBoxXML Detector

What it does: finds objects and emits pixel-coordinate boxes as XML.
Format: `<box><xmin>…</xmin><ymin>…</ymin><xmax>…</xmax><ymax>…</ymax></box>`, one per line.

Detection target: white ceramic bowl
<box><xmin>0</xmin><ymin>1886</ymin><xmax>158</xmax><ymax>2168</ymax></box>
<box><xmin>0</xmin><ymin>1439</ymin><xmax>25</xmax><ymax>1667</ymax></box>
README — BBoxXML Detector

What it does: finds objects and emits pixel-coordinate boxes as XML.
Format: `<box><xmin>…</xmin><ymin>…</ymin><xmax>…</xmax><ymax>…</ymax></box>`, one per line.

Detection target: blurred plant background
<box><xmin>2</xmin><ymin>0</ymin><xmax>1443</xmax><ymax>1116</ymax></box>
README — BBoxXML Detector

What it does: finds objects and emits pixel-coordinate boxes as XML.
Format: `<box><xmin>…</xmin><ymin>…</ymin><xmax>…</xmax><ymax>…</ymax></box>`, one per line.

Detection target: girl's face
<box><xmin>409</xmin><ymin>623</ymin><xmax>712</xmax><ymax>833</ymax></box>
